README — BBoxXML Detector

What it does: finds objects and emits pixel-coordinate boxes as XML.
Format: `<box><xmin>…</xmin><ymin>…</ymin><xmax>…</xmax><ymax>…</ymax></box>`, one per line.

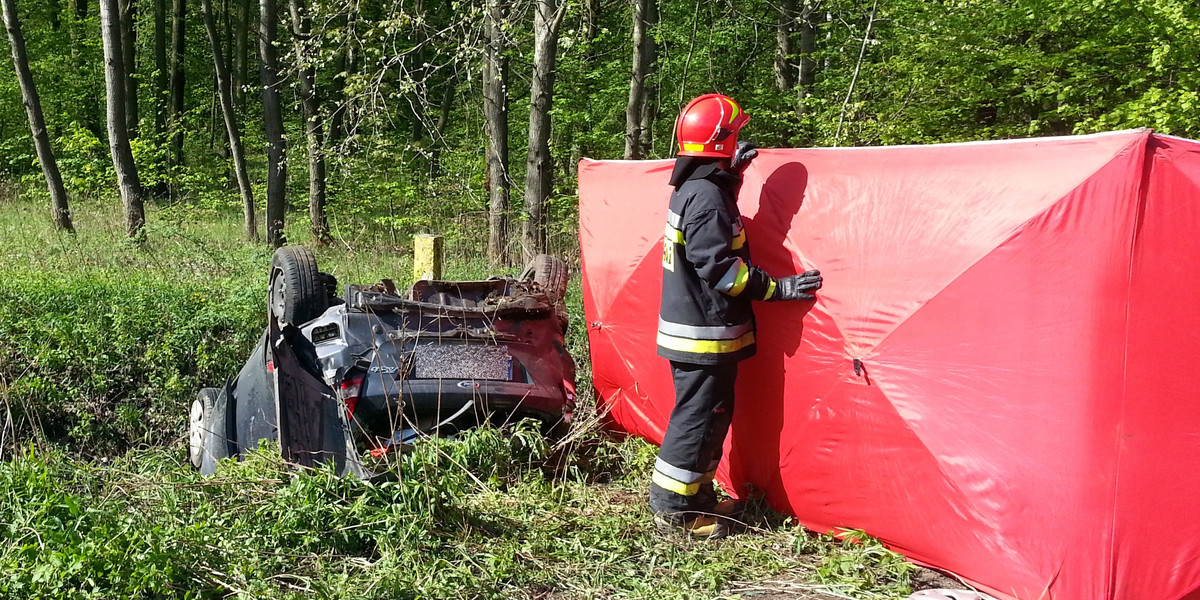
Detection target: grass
<box><xmin>0</xmin><ymin>196</ymin><xmax>922</xmax><ymax>599</ymax></box>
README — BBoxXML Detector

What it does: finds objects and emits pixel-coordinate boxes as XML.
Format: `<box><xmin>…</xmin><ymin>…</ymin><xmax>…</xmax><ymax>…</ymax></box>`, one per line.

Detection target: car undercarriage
<box><xmin>188</xmin><ymin>247</ymin><xmax>575</xmax><ymax>475</ymax></box>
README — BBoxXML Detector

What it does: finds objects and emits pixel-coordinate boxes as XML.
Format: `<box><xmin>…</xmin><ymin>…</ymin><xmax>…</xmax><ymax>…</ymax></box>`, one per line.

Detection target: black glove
<box><xmin>773</xmin><ymin>269</ymin><xmax>822</xmax><ymax>301</ymax></box>
<box><xmin>730</xmin><ymin>141</ymin><xmax>758</xmax><ymax>174</ymax></box>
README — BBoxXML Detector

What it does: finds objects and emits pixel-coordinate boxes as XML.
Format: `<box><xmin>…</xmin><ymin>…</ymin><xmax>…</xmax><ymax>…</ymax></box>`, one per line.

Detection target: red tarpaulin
<box><xmin>577</xmin><ymin>129</ymin><xmax>1200</xmax><ymax>600</ymax></box>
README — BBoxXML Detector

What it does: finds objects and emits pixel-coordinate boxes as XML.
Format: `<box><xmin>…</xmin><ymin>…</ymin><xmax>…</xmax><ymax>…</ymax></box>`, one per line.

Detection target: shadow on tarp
<box><xmin>728</xmin><ymin>161</ymin><xmax>814</xmax><ymax>509</ymax></box>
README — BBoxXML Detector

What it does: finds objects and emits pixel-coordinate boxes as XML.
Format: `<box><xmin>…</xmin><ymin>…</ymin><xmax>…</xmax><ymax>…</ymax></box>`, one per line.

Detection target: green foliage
<box><xmin>0</xmin><ymin>258</ymin><xmax>263</xmax><ymax>454</ymax></box>
<box><xmin>49</xmin><ymin>123</ymin><xmax>111</xmax><ymax>199</ymax></box>
<box><xmin>3</xmin><ymin>0</ymin><xmax>1198</xmax><ymax>260</ymax></box>
<box><xmin>799</xmin><ymin>0</ymin><xmax>1200</xmax><ymax>145</ymax></box>
<box><xmin>805</xmin><ymin>529</ymin><xmax>917</xmax><ymax>598</ymax></box>
<box><xmin>0</xmin><ymin>431</ymin><xmax>921</xmax><ymax>600</ymax></box>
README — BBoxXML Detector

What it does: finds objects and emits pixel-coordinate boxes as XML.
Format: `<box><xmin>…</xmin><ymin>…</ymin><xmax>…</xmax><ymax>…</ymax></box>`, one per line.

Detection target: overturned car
<box><xmin>188</xmin><ymin>246</ymin><xmax>576</xmax><ymax>475</ymax></box>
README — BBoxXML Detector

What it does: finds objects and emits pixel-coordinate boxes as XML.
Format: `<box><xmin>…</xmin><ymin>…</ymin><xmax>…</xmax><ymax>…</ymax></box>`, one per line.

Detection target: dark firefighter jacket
<box><xmin>658</xmin><ymin>163</ymin><xmax>778</xmax><ymax>365</ymax></box>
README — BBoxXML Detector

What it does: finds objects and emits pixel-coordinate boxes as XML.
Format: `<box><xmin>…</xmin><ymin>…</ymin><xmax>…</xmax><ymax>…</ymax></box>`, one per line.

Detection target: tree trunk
<box><xmin>328</xmin><ymin>34</ymin><xmax>348</xmax><ymax>145</ymax></box>
<box><xmin>260</xmin><ymin>0</ymin><xmax>286</xmax><ymax>246</ymax></box>
<box><xmin>289</xmin><ymin>0</ymin><xmax>329</xmax><ymax>243</ymax></box>
<box><xmin>152</xmin><ymin>0</ymin><xmax>169</xmax><ymax>197</ymax></box>
<box><xmin>639</xmin><ymin>90</ymin><xmax>655</xmax><ymax>158</ymax></box>
<box><xmin>234</xmin><ymin>0</ymin><xmax>248</xmax><ymax>106</ymax></box>
<box><xmin>328</xmin><ymin>1</ymin><xmax>359</xmax><ymax>145</ymax></box>
<box><xmin>100</xmin><ymin>0</ymin><xmax>146</xmax><ymax>238</ymax></box>
<box><xmin>169</xmin><ymin>0</ymin><xmax>185</xmax><ymax>169</ymax></box>
<box><xmin>154</xmin><ymin>0</ymin><xmax>167</xmax><ymax>134</ymax></box>
<box><xmin>201</xmin><ymin>0</ymin><xmax>256</xmax><ymax>241</ymax></box>
<box><xmin>798</xmin><ymin>0</ymin><xmax>817</xmax><ymax>92</ymax></box>
<box><xmin>484</xmin><ymin>0</ymin><xmax>509</xmax><ymax>265</ymax></box>
<box><xmin>222</xmin><ymin>0</ymin><xmax>232</xmax><ymax>76</ymax></box>
<box><xmin>2</xmin><ymin>0</ymin><xmax>73</xmax><ymax>232</ymax></box>
<box><xmin>638</xmin><ymin>0</ymin><xmax>657</xmax><ymax>157</ymax></box>
<box><xmin>120</xmin><ymin>0</ymin><xmax>138</xmax><ymax>138</ymax></box>
<box><xmin>623</xmin><ymin>0</ymin><xmax>652</xmax><ymax>160</ymax></box>
<box><xmin>775</xmin><ymin>0</ymin><xmax>796</xmax><ymax>92</ymax></box>
<box><xmin>582</xmin><ymin>0</ymin><xmax>596</xmax><ymax>42</ymax></box>
<box><xmin>522</xmin><ymin>0</ymin><xmax>565</xmax><ymax>261</ymax></box>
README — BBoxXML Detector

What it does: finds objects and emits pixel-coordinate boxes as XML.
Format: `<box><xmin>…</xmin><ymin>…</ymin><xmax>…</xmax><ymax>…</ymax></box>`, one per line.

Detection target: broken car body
<box><xmin>188</xmin><ymin>247</ymin><xmax>575</xmax><ymax>475</ymax></box>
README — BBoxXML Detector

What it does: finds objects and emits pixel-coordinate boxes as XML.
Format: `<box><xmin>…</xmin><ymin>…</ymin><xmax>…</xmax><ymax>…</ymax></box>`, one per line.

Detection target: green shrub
<box><xmin>0</xmin><ymin>423</ymin><xmax>564</xmax><ymax>600</ymax></box>
<box><xmin>0</xmin><ymin>269</ymin><xmax>262</xmax><ymax>454</ymax></box>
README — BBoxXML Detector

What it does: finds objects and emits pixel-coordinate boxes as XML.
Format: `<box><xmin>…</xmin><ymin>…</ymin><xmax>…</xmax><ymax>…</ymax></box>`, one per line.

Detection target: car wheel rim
<box><xmin>188</xmin><ymin>399</ymin><xmax>205</xmax><ymax>467</ymax></box>
<box><xmin>270</xmin><ymin>268</ymin><xmax>287</xmax><ymax>322</ymax></box>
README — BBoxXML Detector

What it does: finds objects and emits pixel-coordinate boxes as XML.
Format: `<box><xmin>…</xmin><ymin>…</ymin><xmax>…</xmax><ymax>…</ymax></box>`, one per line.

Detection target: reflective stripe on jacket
<box><xmin>658</xmin><ymin>171</ymin><xmax>776</xmax><ymax>365</ymax></box>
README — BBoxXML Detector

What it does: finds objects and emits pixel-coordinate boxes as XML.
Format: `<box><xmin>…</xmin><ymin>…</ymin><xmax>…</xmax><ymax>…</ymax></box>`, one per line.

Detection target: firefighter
<box><xmin>651</xmin><ymin>93</ymin><xmax>822</xmax><ymax>538</ymax></box>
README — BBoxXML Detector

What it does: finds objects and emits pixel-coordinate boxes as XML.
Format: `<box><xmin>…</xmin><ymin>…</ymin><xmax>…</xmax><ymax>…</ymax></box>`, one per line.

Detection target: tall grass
<box><xmin>0</xmin><ymin>197</ymin><xmax>923</xmax><ymax>599</ymax></box>
<box><xmin>0</xmin><ymin>197</ymin><xmax>560</xmax><ymax>454</ymax></box>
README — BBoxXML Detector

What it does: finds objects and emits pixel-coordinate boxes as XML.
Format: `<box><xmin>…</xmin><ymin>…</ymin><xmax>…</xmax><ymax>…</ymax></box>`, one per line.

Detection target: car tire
<box><xmin>520</xmin><ymin>254</ymin><xmax>569</xmax><ymax>327</ymax></box>
<box><xmin>520</xmin><ymin>254</ymin><xmax>569</xmax><ymax>302</ymax></box>
<box><xmin>269</xmin><ymin>246</ymin><xmax>328</xmax><ymax>325</ymax></box>
<box><xmin>189</xmin><ymin>388</ymin><xmax>219</xmax><ymax>469</ymax></box>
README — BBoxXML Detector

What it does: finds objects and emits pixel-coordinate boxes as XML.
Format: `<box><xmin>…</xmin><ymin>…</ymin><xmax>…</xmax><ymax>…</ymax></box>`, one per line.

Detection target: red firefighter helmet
<box><xmin>675</xmin><ymin>94</ymin><xmax>751</xmax><ymax>158</ymax></box>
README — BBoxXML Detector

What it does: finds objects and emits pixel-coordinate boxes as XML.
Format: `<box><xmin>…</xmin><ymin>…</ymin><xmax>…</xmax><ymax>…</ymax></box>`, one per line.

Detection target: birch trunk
<box><xmin>638</xmin><ymin>0</ymin><xmax>657</xmax><ymax>157</ymax></box>
<box><xmin>798</xmin><ymin>1</ymin><xmax>818</xmax><ymax>92</ymax></box>
<box><xmin>774</xmin><ymin>0</ymin><xmax>796</xmax><ymax>92</ymax></box>
<box><xmin>484</xmin><ymin>0</ymin><xmax>509</xmax><ymax>265</ymax></box>
<box><xmin>100</xmin><ymin>0</ymin><xmax>146</xmax><ymax>238</ymax></box>
<box><xmin>623</xmin><ymin>0</ymin><xmax>651</xmax><ymax>159</ymax></box>
<box><xmin>288</xmin><ymin>0</ymin><xmax>329</xmax><ymax>243</ymax></box>
<box><xmin>522</xmin><ymin>0</ymin><xmax>565</xmax><ymax>260</ymax></box>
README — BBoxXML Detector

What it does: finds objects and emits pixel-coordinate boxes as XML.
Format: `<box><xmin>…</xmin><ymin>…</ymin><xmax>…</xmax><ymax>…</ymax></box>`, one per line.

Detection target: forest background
<box><xmin>2</xmin><ymin>0</ymin><xmax>1198</xmax><ymax>260</ymax></box>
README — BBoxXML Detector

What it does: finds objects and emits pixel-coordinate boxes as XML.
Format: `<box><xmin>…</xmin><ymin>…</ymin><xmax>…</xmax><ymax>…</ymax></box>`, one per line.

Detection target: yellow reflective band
<box><xmin>652</xmin><ymin>471</ymin><xmax>701</xmax><ymax>496</ymax></box>
<box><xmin>725</xmin><ymin>98</ymin><xmax>740</xmax><ymax>124</ymax></box>
<box><xmin>664</xmin><ymin>224</ymin><xmax>685</xmax><ymax>244</ymax></box>
<box><xmin>656</xmin><ymin>330</ymin><xmax>756</xmax><ymax>355</ymax></box>
<box><xmin>731</xmin><ymin>229</ymin><xmax>746</xmax><ymax>250</ymax></box>
<box><xmin>729</xmin><ymin>263</ymin><xmax>750</xmax><ymax>296</ymax></box>
<box><xmin>682</xmin><ymin>142</ymin><xmax>706</xmax><ymax>152</ymax></box>
<box><xmin>765</xmin><ymin>279</ymin><xmax>777</xmax><ymax>300</ymax></box>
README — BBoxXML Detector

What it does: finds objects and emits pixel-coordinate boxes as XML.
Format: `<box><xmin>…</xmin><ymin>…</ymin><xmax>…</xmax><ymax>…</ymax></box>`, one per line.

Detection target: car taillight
<box><xmin>340</xmin><ymin>373</ymin><xmax>365</xmax><ymax>417</ymax></box>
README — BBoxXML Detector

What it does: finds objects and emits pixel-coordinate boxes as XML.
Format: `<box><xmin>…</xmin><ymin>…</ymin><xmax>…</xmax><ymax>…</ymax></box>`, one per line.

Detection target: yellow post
<box><xmin>414</xmin><ymin>234</ymin><xmax>444</xmax><ymax>281</ymax></box>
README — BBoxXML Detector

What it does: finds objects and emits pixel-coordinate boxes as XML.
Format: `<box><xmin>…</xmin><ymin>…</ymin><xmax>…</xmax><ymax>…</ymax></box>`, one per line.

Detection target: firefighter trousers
<box><xmin>649</xmin><ymin>361</ymin><xmax>738</xmax><ymax>516</ymax></box>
